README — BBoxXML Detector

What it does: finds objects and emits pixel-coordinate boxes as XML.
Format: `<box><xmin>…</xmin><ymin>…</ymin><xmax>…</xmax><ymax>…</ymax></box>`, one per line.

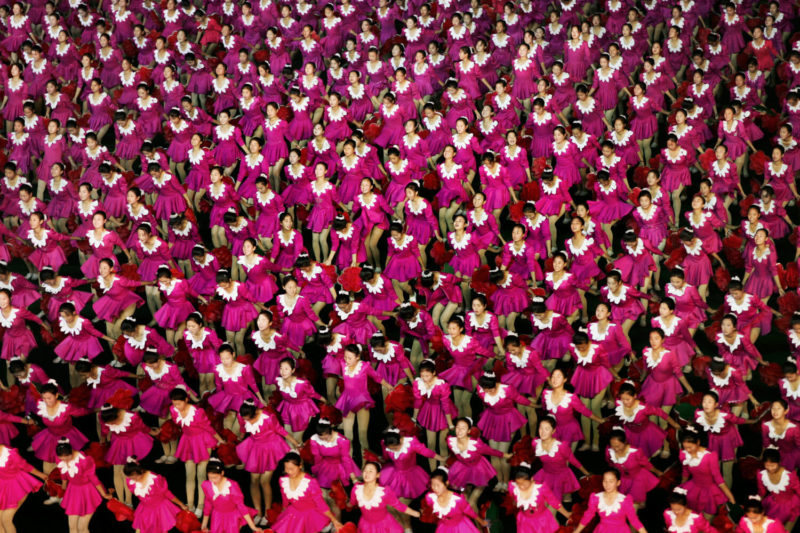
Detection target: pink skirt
<box><xmin>477</xmin><ymin>409</ymin><xmax>526</xmax><ymax>442</ymax></box>
<box><xmin>32</xmin><ymin>428</ymin><xmax>89</xmax><ymax>463</ymax></box>
<box><xmin>380</xmin><ymin>464</ymin><xmax>430</xmax><ymax>499</ymax></box>
<box><xmin>533</xmin><ymin>468</ymin><xmax>579</xmax><ymax>502</ymax></box>
<box><xmin>311</xmin><ymin>456</ymin><xmax>361</xmax><ymax>489</ymax></box>
<box><xmin>236</xmin><ymin>434</ymin><xmax>290</xmax><ymax>473</ymax></box>
<box><xmin>175</xmin><ymin>431</ymin><xmax>217</xmax><ymax>463</ymax></box>
<box><xmin>0</xmin><ymin>471</ymin><xmax>41</xmax><ymax>510</ymax></box>
<box><xmin>276</xmin><ymin>398</ymin><xmax>319</xmax><ymax>432</ymax></box>
<box><xmin>132</xmin><ymin>497</ymin><xmax>179</xmax><ymax>532</ymax></box>
<box><xmin>449</xmin><ymin>457</ymin><xmax>497</xmax><ymax>489</ymax></box>
<box><xmin>106</xmin><ymin>433</ymin><xmax>154</xmax><ymax>465</ymax></box>
<box><xmin>54</xmin><ymin>336</ymin><xmax>104</xmax><ymax>362</ymax></box>
<box><xmin>61</xmin><ymin>480</ymin><xmax>102</xmax><ymax>516</ymax></box>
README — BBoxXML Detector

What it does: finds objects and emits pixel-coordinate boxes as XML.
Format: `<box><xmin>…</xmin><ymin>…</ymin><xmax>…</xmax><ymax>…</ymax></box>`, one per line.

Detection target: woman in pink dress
<box><xmin>54</xmin><ymin>440</ymin><xmax>112</xmax><ymax>530</ymax></box>
<box><xmin>678</xmin><ymin>426</ymin><xmax>736</xmax><ymax>517</ymax></box>
<box><xmin>170</xmin><ymin>387</ymin><xmax>225</xmax><ymax>515</ymax></box>
<box><xmin>758</xmin><ymin>448</ymin><xmax>800</xmax><ymax>527</ymax></box>
<box><xmin>54</xmin><ymin>302</ymin><xmax>113</xmax><ymax>369</ymax></box>
<box><xmin>208</xmin><ymin>345</ymin><xmax>264</xmax><ymax>425</ymax></box>
<box><xmin>200</xmin><ymin>459</ymin><xmax>261</xmax><ymax>533</ymax></box>
<box><xmin>351</xmin><ymin>462</ymin><xmax>421</xmax><ymax>533</ymax></box>
<box><xmin>0</xmin><ymin>287</ymin><xmax>43</xmax><ymax>361</ymax></box>
<box><xmin>533</xmin><ymin>416</ymin><xmax>590</xmax><ymax>502</ymax></box>
<box><xmin>509</xmin><ymin>462</ymin><xmax>570</xmax><ymax>533</ymax></box>
<box><xmin>738</xmin><ymin>496</ymin><xmax>789</xmax><ymax>533</ymax></box>
<box><xmin>573</xmin><ymin>469</ymin><xmax>646</xmax><ymax>533</ymax></box>
<box><xmin>214</xmin><ymin>269</ymin><xmax>263</xmax><ymax>355</ymax></box>
<box><xmin>695</xmin><ymin>391</ymin><xmax>750</xmax><ymax>486</ymax></box>
<box><xmin>412</xmin><ymin>359</ymin><xmax>459</xmax><ymax>463</ymax></box>
<box><xmin>615</xmin><ymin>381</ymin><xmax>680</xmax><ymax>459</ymax></box>
<box><xmin>0</xmin><ymin>444</ymin><xmax>47</xmax><ymax>525</ymax></box>
<box><xmin>275</xmin><ymin>358</ymin><xmax>322</xmax><ymax>441</ymax></box>
<box><xmin>271</xmin><ymin>453</ymin><xmax>341</xmax><ymax>533</ymax></box>
<box><xmin>123</xmin><ymin>459</ymin><xmax>186</xmax><ymax>533</ymax></box>
<box><xmin>425</xmin><ymin>467</ymin><xmax>488</xmax><ymax>531</ymax></box>
<box><xmin>237</xmin><ymin>399</ymin><xmax>298</xmax><ymax>523</ymax></box>
<box><xmin>98</xmin><ymin>406</ymin><xmax>154</xmax><ymax>506</ymax></box>
<box><xmin>664</xmin><ymin>489</ymin><xmax>714</xmax><ymax>533</ymax></box>
<box><xmin>276</xmin><ymin>276</ymin><xmax>321</xmax><ymax>348</ymax></box>
<box><xmin>606</xmin><ymin>428</ymin><xmax>660</xmax><ymax>505</ymax></box>
<box><xmin>337</xmin><ymin>344</ymin><xmax>392</xmax><ymax>458</ymax></box>
<box><xmin>309</xmin><ymin>419</ymin><xmax>360</xmax><ymax>493</ymax></box>
<box><xmin>762</xmin><ymin>400</ymin><xmax>800</xmax><ymax>472</ymax></box>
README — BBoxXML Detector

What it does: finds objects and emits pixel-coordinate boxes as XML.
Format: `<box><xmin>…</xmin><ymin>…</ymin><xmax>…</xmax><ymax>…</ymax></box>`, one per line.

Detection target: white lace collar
<box><xmin>364</xmin><ymin>275</ymin><xmax>384</xmax><ymax>294</ymax></box>
<box><xmin>173</xmin><ymin>404</ymin><xmax>196</xmax><ymax>426</ymax></box>
<box><xmin>43</xmin><ymin>277</ymin><xmax>67</xmax><ymax>295</ymax></box>
<box><xmin>760</xmin><ymin>469</ymin><xmax>790</xmax><ymax>493</ymax></box>
<box><xmin>211</xmin><ymin>478</ymin><xmax>232</xmax><ymax>498</ymax></box>
<box><xmin>58</xmin><ymin>452</ymin><xmax>84</xmax><ymax>477</ymax></box>
<box><xmin>479</xmin><ymin>383</ymin><xmax>508</xmax><ymax>406</ymax></box>
<box><xmin>615</xmin><ymin>401</ymin><xmax>645</xmax><ymax>422</ymax></box>
<box><xmin>354</xmin><ymin>484</ymin><xmax>385</xmax><ymax>509</ymax></box>
<box><xmin>682</xmin><ymin>449</ymin><xmax>709</xmax><ymax>467</ymax></box>
<box><xmin>766</xmin><ymin>419</ymin><xmax>796</xmax><ymax>440</ymax></box>
<box><xmin>596</xmin><ymin>492</ymin><xmax>625</xmax><ymax>515</ymax></box>
<box><xmin>392</xmin><ymin>234</ymin><xmax>414</xmax><ymax>251</ymax></box>
<box><xmin>431</xmin><ymin>492</ymin><xmax>460</xmax><ymax>518</ymax></box>
<box><xmin>216</xmin><ymin>282</ymin><xmax>240</xmax><ymax>302</ymax></box>
<box><xmin>216</xmin><ymin>362</ymin><xmax>244</xmax><ymax>382</ymax></box>
<box><xmin>311</xmin><ymin>433</ymin><xmax>341</xmax><ymax>448</ymax></box>
<box><xmin>244</xmin><ymin>411</ymin><xmax>270</xmax><ymax>433</ymax></box>
<box><xmin>415</xmin><ymin>377</ymin><xmax>444</xmax><ymax>398</ymax></box>
<box><xmin>384</xmin><ymin>436</ymin><xmax>412</xmax><ymax>459</ymax></box>
<box><xmin>276</xmin><ymin>377</ymin><xmax>304</xmax><ymax>398</ymax></box>
<box><xmin>534</xmin><ymin>438</ymin><xmax>560</xmax><ymax>457</ymax></box>
<box><xmin>448</xmin><ymin>436</ymin><xmax>478</xmax><ymax>458</ymax></box>
<box><xmin>695</xmin><ymin>410</ymin><xmax>726</xmax><ymax>433</ymax></box>
<box><xmin>511</xmin><ymin>481</ymin><xmax>541</xmax><ymax>510</ymax></box>
<box><xmin>107</xmin><ymin>411</ymin><xmax>134</xmax><ymax>434</ymax></box>
<box><xmin>58</xmin><ymin>316</ymin><xmax>84</xmax><ymax>336</ymax></box>
<box><xmin>726</xmin><ymin>293</ymin><xmax>752</xmax><ymax>314</ymax></box>
<box><xmin>544</xmin><ymin>390</ymin><xmax>571</xmax><ymax>411</ymax></box>
<box><xmin>0</xmin><ymin>447</ymin><xmax>9</xmax><ymax>468</ymax></box>
<box><xmin>144</xmin><ymin>361</ymin><xmax>170</xmax><ymax>380</ymax></box>
<box><xmin>38</xmin><ymin>400</ymin><xmax>68</xmax><ymax>421</ymax></box>
<box><xmin>344</xmin><ymin>361</ymin><xmax>364</xmax><ymax>378</ymax></box>
<box><xmin>281</xmin><ymin>475</ymin><xmax>310</xmax><ymax>500</ymax></box>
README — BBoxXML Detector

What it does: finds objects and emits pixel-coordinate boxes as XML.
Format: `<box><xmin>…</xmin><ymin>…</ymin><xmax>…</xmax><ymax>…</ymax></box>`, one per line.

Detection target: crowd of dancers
<box><xmin>0</xmin><ymin>0</ymin><xmax>798</xmax><ymax>531</ymax></box>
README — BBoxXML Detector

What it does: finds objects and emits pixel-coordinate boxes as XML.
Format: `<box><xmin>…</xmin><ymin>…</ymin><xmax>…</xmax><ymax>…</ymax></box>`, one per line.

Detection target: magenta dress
<box><xmin>123</xmin><ymin>327</ymin><xmax>172</xmax><ymax>367</ymax></box>
<box><xmin>663</xmin><ymin>509</ymin><xmax>711</xmax><ymax>533</ymax></box>
<box><xmin>578</xmin><ymin>492</ymin><xmax>644</xmax><ymax>533</ymax></box>
<box><xmin>332</xmin><ymin>302</ymin><xmax>381</xmax><ymax>345</ymax></box>
<box><xmin>545</xmin><ymin>271</ymin><xmax>582</xmax><ymax>316</ymax></box>
<box><xmin>296</xmin><ymin>264</ymin><xmax>335</xmax><ymax>305</ymax></box>
<box><xmin>780</xmin><ymin>378</ymin><xmax>800</xmax><ymax>424</ymax></box>
<box><xmin>694</xmin><ymin>410</ymin><xmax>745</xmax><ymax>462</ymax></box>
<box><xmin>153</xmin><ymin>278</ymin><xmax>198</xmax><ymax>330</ymax></box>
<box><xmin>384</xmin><ymin>235</ymin><xmax>422</xmax><ymax>282</ymax></box>
<box><xmin>424</xmin><ymin>491</ymin><xmax>480</xmax><ymax>533</ymax></box>
<box><xmin>309</xmin><ymin>432</ymin><xmax>360</xmax><ymax>488</ymax></box>
<box><xmin>171</xmin><ymin>405</ymin><xmax>218</xmax><ymax>463</ymax></box>
<box><xmin>215</xmin><ymin>282</ymin><xmax>258</xmax><ymax>331</ymax></box>
<box><xmin>81</xmin><ymin>229</ymin><xmax>127</xmax><ymax>278</ymax></box>
<box><xmin>151</xmin><ymin>171</ymin><xmax>189</xmax><ymax>220</ymax></box>
<box><xmin>661</xmin><ymin>147</ymin><xmax>692</xmax><ymax>191</ymax></box>
<box><xmin>761</xmin><ymin>420</ymin><xmax>800</xmax><ymax>471</ymax></box>
<box><xmin>464</xmin><ymin>311</ymin><xmax>503</xmax><ymax>350</ymax></box>
<box><xmin>0</xmin><ymin>447</ymin><xmax>42</xmax><ymax>509</ymax></box>
<box><xmin>640</xmin><ymin>348</ymin><xmax>683</xmax><ymax>407</ymax></box>
<box><xmin>501</xmin><ymin>345</ymin><xmax>548</xmax><ymax>396</ymax></box>
<box><xmin>140</xmin><ymin>363</ymin><xmax>188</xmax><ymax>418</ymax></box>
<box><xmin>447</xmin><ymin>436</ymin><xmax>503</xmax><ymax>489</ymax></box>
<box><xmin>0</xmin><ymin>307</ymin><xmax>41</xmax><ymax>360</ymax></box>
<box><xmin>613</xmin><ymin>400</ymin><xmax>668</xmax><ymax>458</ymax></box>
<box><xmin>632</xmin><ymin>204</ymin><xmax>670</xmax><ymax>247</ymax></box>
<box><xmin>27</xmin><ymin>229</ymin><xmax>68</xmax><ymax>271</ymax></box>
<box><xmin>569</xmin><ymin>344</ymin><xmax>614</xmax><ymax>398</ymax></box>
<box><xmin>606</xmin><ymin>446</ymin><xmax>658</xmax><ymax>503</ymax></box>
<box><xmin>530</xmin><ymin>313</ymin><xmax>573</xmax><ymax>361</ymax></box>
<box><xmin>745</xmin><ymin>247</ymin><xmax>779</xmax><ymax>299</ymax></box>
<box><xmin>509</xmin><ymin>480</ymin><xmax>561</xmax><ymax>533</ymax></box>
<box><xmin>183</xmin><ymin>328</ymin><xmax>222</xmax><ymax>375</ymax></box>
<box><xmin>336</xmin><ymin>361</ymin><xmax>382</xmax><ymax>416</ymax></box>
<box><xmin>101</xmin><ymin>411</ymin><xmax>153</xmax><ymax>465</ymax></box>
<box><xmin>476</xmin><ymin>384</ymin><xmax>530</xmax><ymax>442</ymax></box>
<box><xmin>678</xmin><ymin>449</ymin><xmax>729</xmax><ymax>514</ymax></box>
<box><xmin>274</xmin><ymin>378</ymin><xmax>321</xmax><ymax>432</ymax></box>
<box><xmin>441</xmin><ymin>335</ymin><xmax>492</xmax><ymax>390</ymax></box>
<box><xmin>630</xmin><ymin>95</ymin><xmax>660</xmax><ymax>139</ymax></box>
<box><xmin>237</xmin><ymin>255</ymin><xmax>278</xmax><ymax>303</ymax></box>
<box><xmin>236</xmin><ymin>410</ymin><xmax>290</xmax><ymax>473</ymax></box>
<box><xmin>542</xmin><ymin>389</ymin><xmax>593</xmax><ymax>445</ymax></box>
<box><xmin>706</xmin><ymin>365</ymin><xmax>750</xmax><ymax>406</ymax></box>
<box><xmin>58</xmin><ymin>453</ymin><xmax>103</xmax><ymax>516</ymax></box>
<box><xmin>272</xmin><ymin>475</ymin><xmax>332</xmax><ymax>533</ymax></box>
<box><xmin>54</xmin><ymin>316</ymin><xmax>106</xmax><ymax>362</ymax></box>
<box><xmin>666</xmin><ymin>283</ymin><xmax>707</xmax><ymax>330</ymax></box>
<box><xmin>127</xmin><ymin>473</ymin><xmax>180</xmax><ymax>532</ymax></box>
<box><xmin>532</xmin><ymin>438</ymin><xmax>582</xmax><ymax>501</ymax></box>
<box><xmin>276</xmin><ymin>294</ymin><xmax>318</xmax><ymax>347</ymax></box>
<box><xmin>757</xmin><ymin>469</ymin><xmax>800</xmax><ymax>525</ymax></box>
<box><xmin>201</xmin><ymin>479</ymin><xmax>257</xmax><ymax>533</ymax></box>
<box><xmin>413</xmin><ymin>377</ymin><xmax>458</xmax><ymax>433</ymax></box>
<box><xmin>380</xmin><ymin>436</ymin><xmax>435</xmax><ymax>499</ymax></box>
<box><xmin>208</xmin><ymin>363</ymin><xmax>260</xmax><ymax>414</ymax></box>
<box><xmin>350</xmin><ymin>484</ymin><xmax>408</xmax><ymax>533</ymax></box>
<box><xmin>251</xmin><ymin>329</ymin><xmax>294</xmax><ymax>381</ymax></box>
<box><xmin>600</xmin><ymin>284</ymin><xmax>646</xmax><ymax>326</ymax></box>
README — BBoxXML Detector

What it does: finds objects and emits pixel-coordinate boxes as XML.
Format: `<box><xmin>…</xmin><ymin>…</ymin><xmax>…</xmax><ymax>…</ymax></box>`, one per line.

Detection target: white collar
<box><xmin>354</xmin><ymin>484</ymin><xmax>385</xmax><ymax>509</ymax></box>
<box><xmin>173</xmin><ymin>405</ymin><xmax>196</xmax><ymax>426</ymax></box>
<box><xmin>216</xmin><ymin>362</ymin><xmax>244</xmax><ymax>382</ymax></box>
<box><xmin>534</xmin><ymin>438</ymin><xmax>560</xmax><ymax>457</ymax></box>
<box><xmin>280</xmin><ymin>475</ymin><xmax>310</xmax><ymax>500</ymax></box>
<box><xmin>760</xmin><ymin>469</ymin><xmax>790</xmax><ymax>493</ymax></box>
<box><xmin>681</xmin><ymin>449</ymin><xmax>709</xmax><ymax>467</ymax></box>
<box><xmin>57</xmin><ymin>453</ymin><xmax>85</xmax><ymax>477</ymax></box>
<box><xmin>38</xmin><ymin>400</ymin><xmax>67</xmax><ymax>421</ymax></box>
<box><xmin>596</xmin><ymin>492</ymin><xmax>625</xmax><ymax>515</ymax></box>
<box><xmin>107</xmin><ymin>411</ymin><xmax>134</xmax><ymax>433</ymax></box>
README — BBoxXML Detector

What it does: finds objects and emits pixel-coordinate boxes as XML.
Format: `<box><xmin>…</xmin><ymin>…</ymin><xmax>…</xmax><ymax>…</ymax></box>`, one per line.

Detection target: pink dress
<box><xmin>58</xmin><ymin>453</ymin><xmax>103</xmax><ymax>516</ymax></box>
<box><xmin>613</xmin><ymin>400</ymin><xmax>669</xmax><ymax>458</ymax></box>
<box><xmin>542</xmin><ymin>390</ymin><xmax>593</xmax><ymax>445</ymax></box>
<box><xmin>678</xmin><ymin>449</ymin><xmax>728</xmax><ymax>514</ymax></box>
<box><xmin>309</xmin><ymin>432</ymin><xmax>360</xmax><ymax>488</ymax></box>
<box><xmin>0</xmin><ymin>447</ymin><xmax>42</xmax><ymax>510</ymax></box>
<box><xmin>640</xmin><ymin>348</ymin><xmax>683</xmax><ymax>407</ymax></box>
<box><xmin>236</xmin><ymin>410</ymin><xmax>290</xmax><ymax>473</ymax></box>
<box><xmin>54</xmin><ymin>316</ymin><xmax>106</xmax><ymax>362</ymax></box>
<box><xmin>208</xmin><ymin>362</ymin><xmax>260</xmax><ymax>413</ymax></box>
<box><xmin>761</xmin><ymin>420</ymin><xmax>800</xmax><ymax>471</ymax></box>
<box><xmin>606</xmin><ymin>446</ymin><xmax>658</xmax><ymax>503</ymax></box>
<box><xmin>424</xmin><ymin>492</ymin><xmax>480</xmax><ymax>533</ymax></box>
<box><xmin>757</xmin><ymin>469</ymin><xmax>800</xmax><ymax>524</ymax></box>
<box><xmin>578</xmin><ymin>492</ymin><xmax>644</xmax><ymax>533</ymax></box>
<box><xmin>476</xmin><ymin>384</ymin><xmax>530</xmax><ymax>442</ymax></box>
<box><xmin>126</xmin><ymin>473</ymin><xmax>180</xmax><ymax>532</ymax></box>
<box><xmin>276</xmin><ymin>294</ymin><xmax>318</xmax><ymax>347</ymax></box>
<box><xmin>171</xmin><ymin>405</ymin><xmax>218</xmax><ymax>463</ymax></box>
<box><xmin>440</xmin><ymin>335</ymin><xmax>492</xmax><ymax>390</ymax></box>
<box><xmin>380</xmin><ymin>436</ymin><xmax>435</xmax><ymax>499</ymax></box>
<box><xmin>272</xmin><ymin>475</ymin><xmax>333</xmax><ymax>533</ymax></box>
<box><xmin>350</xmin><ymin>484</ymin><xmax>408</xmax><ymax>533</ymax></box>
<box><xmin>663</xmin><ymin>509</ymin><xmax>712</xmax><ymax>533</ymax></box>
<box><xmin>335</xmin><ymin>361</ymin><xmax>382</xmax><ymax>416</ymax></box>
<box><xmin>569</xmin><ymin>344</ymin><xmax>613</xmax><ymax>398</ymax></box>
<box><xmin>413</xmin><ymin>377</ymin><xmax>458</xmax><ymax>432</ymax></box>
<box><xmin>101</xmin><ymin>411</ymin><xmax>153</xmax><ymax>465</ymax></box>
<box><xmin>215</xmin><ymin>282</ymin><xmax>259</xmax><ymax>331</ymax></box>
<box><xmin>532</xmin><ymin>438</ymin><xmax>582</xmax><ymax>501</ymax></box>
<box><xmin>0</xmin><ymin>307</ymin><xmax>42</xmax><ymax>360</ymax></box>
<box><xmin>509</xmin><ymin>480</ymin><xmax>562</xmax><ymax>533</ymax></box>
<box><xmin>32</xmin><ymin>401</ymin><xmax>89</xmax><ymax>463</ymax></box>
<box><xmin>274</xmin><ymin>378</ymin><xmax>321</xmax><ymax>432</ymax></box>
<box><xmin>201</xmin><ymin>479</ymin><xmax>257</xmax><ymax>533</ymax></box>
<box><xmin>140</xmin><ymin>362</ymin><xmax>189</xmax><ymax>418</ymax></box>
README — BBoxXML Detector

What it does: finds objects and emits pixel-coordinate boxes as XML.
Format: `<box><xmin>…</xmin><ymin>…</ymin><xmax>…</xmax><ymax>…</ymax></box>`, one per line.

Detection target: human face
<box><xmin>455</xmin><ymin>420</ymin><xmax>469</xmax><ymax>438</ymax></box>
<box><xmin>42</xmin><ymin>391</ymin><xmax>57</xmax><ymax>407</ymax></box>
<box><xmin>595</xmin><ymin>305</ymin><xmax>609</xmax><ymax>321</ymax></box>
<box><xmin>186</xmin><ymin>320</ymin><xmax>201</xmax><ymax>335</ymax></box>
<box><xmin>344</xmin><ymin>350</ymin><xmax>359</xmax><ymax>367</ymax></box>
<box><xmin>771</xmin><ymin>401</ymin><xmax>787</xmax><ymax>420</ymax></box>
<box><xmin>420</xmin><ymin>369</ymin><xmax>434</xmax><ymax>384</ymax></box>
<box><xmin>362</xmin><ymin>463</ymin><xmax>379</xmax><ymax>483</ymax></box>
<box><xmin>659</xmin><ymin>302</ymin><xmax>671</xmax><ymax>318</ymax></box>
<box><xmin>548</xmin><ymin>370</ymin><xmax>565</xmax><ymax>389</ymax></box>
<box><xmin>284</xmin><ymin>461</ymin><xmax>300</xmax><ymax>477</ymax></box>
<box><xmin>649</xmin><ymin>331</ymin><xmax>663</xmax><ymax>349</ymax></box>
<box><xmin>207</xmin><ymin>472</ymin><xmax>223</xmax><ymax>484</ymax></box>
<box><xmin>446</xmin><ymin>322</ymin><xmax>462</xmax><ymax>337</ymax></box>
<box><xmin>602</xmin><ymin>472</ymin><xmax>620</xmax><ymax>493</ymax></box>
<box><xmin>620</xmin><ymin>392</ymin><xmax>635</xmax><ymax>408</ymax></box>
<box><xmin>171</xmin><ymin>398</ymin><xmax>187</xmax><ymax>410</ymax></box>
<box><xmin>279</xmin><ymin>361</ymin><xmax>294</xmax><ymax>379</ymax></box>
<box><xmin>471</xmin><ymin>299</ymin><xmax>485</xmax><ymax>314</ymax></box>
<box><xmin>92</xmin><ymin>213</ymin><xmax>106</xmax><ymax>230</ymax></box>
<box><xmin>430</xmin><ymin>477</ymin><xmax>446</xmax><ymax>495</ymax></box>
<box><xmin>538</xmin><ymin>421</ymin><xmax>554</xmax><ymax>440</ymax></box>
<box><xmin>701</xmin><ymin>394</ymin><xmax>717</xmax><ymax>413</ymax></box>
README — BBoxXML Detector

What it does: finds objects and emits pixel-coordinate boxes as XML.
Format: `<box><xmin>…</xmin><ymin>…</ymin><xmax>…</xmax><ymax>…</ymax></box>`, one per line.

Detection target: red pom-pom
<box><xmin>337</xmin><ymin>522</ymin><xmax>358</xmax><ymax>533</ymax></box>
<box><xmin>469</xmin><ymin>265</ymin><xmax>497</xmax><ymax>298</ymax></box>
<box><xmin>294</xmin><ymin>357</ymin><xmax>317</xmax><ymax>384</ymax></box>
<box><xmin>85</xmin><ymin>442</ymin><xmax>110</xmax><ymax>468</ymax></box>
<box><xmin>329</xmin><ymin>480</ymin><xmax>351</xmax><ymax>510</ymax></box>
<box><xmin>319</xmin><ymin>403</ymin><xmax>343</xmax><ymax>426</ymax></box>
<box><xmin>758</xmin><ymin>363</ymin><xmax>784</xmax><ymax>387</ymax></box>
<box><xmin>199</xmin><ymin>300</ymin><xmax>224</xmax><ymax>324</ymax></box>
<box><xmin>156</xmin><ymin>420</ymin><xmax>181</xmax><ymax>442</ymax></box>
<box><xmin>422</xmin><ymin>172</ymin><xmax>440</xmax><ymax>190</ymax></box>
<box><xmin>749</xmin><ymin>150</ymin><xmax>769</xmax><ymax>174</ymax></box>
<box><xmin>119</xmin><ymin>263</ymin><xmax>141</xmax><ymax>281</ymax></box>
<box><xmin>509</xmin><ymin>435</ymin><xmax>533</xmax><ymax>466</ymax></box>
<box><xmin>692</xmin><ymin>355</ymin><xmax>711</xmax><ymax>378</ymax></box>
<box><xmin>577</xmin><ymin>474</ymin><xmax>603</xmax><ymax>501</ymax></box>
<box><xmin>69</xmin><ymin>384</ymin><xmax>91</xmax><ymax>408</ymax></box>
<box><xmin>420</xmin><ymin>495</ymin><xmax>438</xmax><ymax>524</ymax></box>
<box><xmin>175</xmin><ymin>509</ymin><xmax>202</xmax><ymax>533</ymax></box>
<box><xmin>714</xmin><ymin>266</ymin><xmax>731</xmax><ymax>292</ymax></box>
<box><xmin>531</xmin><ymin>157</ymin><xmax>548</xmax><ymax>178</ymax></box>
<box><xmin>739</xmin><ymin>194</ymin><xmax>756</xmax><ymax>218</ymax></box>
<box><xmin>392</xmin><ymin>412</ymin><xmax>419</xmax><ymax>437</ymax></box>
<box><xmin>338</xmin><ymin>267</ymin><xmax>363</xmax><ymax>293</ymax></box>
<box><xmin>777</xmin><ymin>291</ymin><xmax>800</xmax><ymax>317</ymax></box>
<box><xmin>632</xmin><ymin>166</ymin><xmax>651</xmax><ymax>188</ymax></box>
<box><xmin>698</xmin><ymin>149</ymin><xmax>716</xmax><ymax>172</ymax></box>
<box><xmin>520</xmin><ymin>180</ymin><xmax>541</xmax><ymax>202</ymax></box>
<box><xmin>508</xmin><ymin>201</ymin><xmax>525</xmax><ymax>222</ymax></box>
<box><xmin>298</xmin><ymin>440</ymin><xmax>314</xmax><ymax>464</ymax></box>
<box><xmin>217</xmin><ymin>442</ymin><xmax>241</xmax><ymax>466</ymax></box>
<box><xmin>663</xmin><ymin>247</ymin><xmax>687</xmax><ymax>270</ymax></box>
<box><xmin>430</xmin><ymin>240</ymin><xmax>454</xmax><ymax>266</ymax></box>
<box><xmin>656</xmin><ymin>465</ymin><xmax>680</xmax><ymax>491</ymax></box>
<box><xmin>210</xmin><ymin>246</ymin><xmax>232</xmax><ymax>269</ymax></box>
<box><xmin>363</xmin><ymin>449</ymin><xmax>380</xmax><ymax>463</ymax></box>
<box><xmin>106</xmin><ymin>388</ymin><xmax>135</xmax><ymax>410</ymax></box>
<box><xmin>384</xmin><ymin>384</ymin><xmax>414</xmax><ymax>414</ymax></box>
<box><xmin>0</xmin><ymin>385</ymin><xmax>24</xmax><ymax>415</ymax></box>
<box><xmin>106</xmin><ymin>498</ymin><xmax>135</xmax><ymax>521</ymax></box>
<box><xmin>45</xmin><ymin>470</ymin><xmax>65</xmax><ymax>497</ymax></box>
<box><xmin>265</xmin><ymin>502</ymin><xmax>282</xmax><ymax>524</ymax></box>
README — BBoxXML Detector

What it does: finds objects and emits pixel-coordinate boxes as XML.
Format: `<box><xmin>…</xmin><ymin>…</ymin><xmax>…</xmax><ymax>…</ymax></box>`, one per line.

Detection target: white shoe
<box><xmin>110</xmin><ymin>360</ymin><xmax>124</xmax><ymax>368</ymax></box>
<box><xmin>194</xmin><ymin>506</ymin><xmax>203</xmax><ymax>518</ymax></box>
<box><xmin>165</xmin><ymin>456</ymin><xmax>178</xmax><ymax>464</ymax></box>
<box><xmin>43</xmin><ymin>496</ymin><xmax>62</xmax><ymax>505</ymax></box>
<box><xmin>259</xmin><ymin>516</ymin><xmax>268</xmax><ymax>527</ymax></box>
<box><xmin>577</xmin><ymin>443</ymin><xmax>591</xmax><ymax>452</ymax></box>
<box><xmin>659</xmin><ymin>449</ymin><xmax>671</xmax><ymax>459</ymax></box>
<box><xmin>53</xmin><ymin>357</ymin><xmax>63</xmax><ymax>364</ymax></box>
<box><xmin>154</xmin><ymin>455</ymin><xmax>168</xmax><ymax>464</ymax></box>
